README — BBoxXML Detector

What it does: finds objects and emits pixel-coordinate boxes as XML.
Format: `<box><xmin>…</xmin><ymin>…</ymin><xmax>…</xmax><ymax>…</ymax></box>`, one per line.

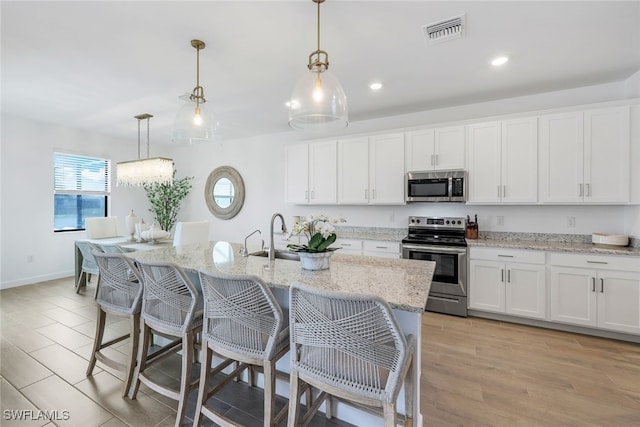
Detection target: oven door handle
<box><xmin>402</xmin><ymin>244</ymin><xmax>467</xmax><ymax>254</ymax></box>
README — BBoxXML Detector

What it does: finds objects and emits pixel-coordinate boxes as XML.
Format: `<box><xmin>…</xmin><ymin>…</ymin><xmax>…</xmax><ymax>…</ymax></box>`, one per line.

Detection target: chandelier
<box><xmin>288</xmin><ymin>0</ymin><xmax>348</xmax><ymax>130</ymax></box>
<box><xmin>116</xmin><ymin>114</ymin><xmax>173</xmax><ymax>187</ymax></box>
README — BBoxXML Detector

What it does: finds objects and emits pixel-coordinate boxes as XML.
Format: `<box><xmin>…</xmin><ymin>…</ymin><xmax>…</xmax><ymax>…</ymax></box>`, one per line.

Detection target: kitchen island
<box><xmin>127</xmin><ymin>241</ymin><xmax>435</xmax><ymax>426</ymax></box>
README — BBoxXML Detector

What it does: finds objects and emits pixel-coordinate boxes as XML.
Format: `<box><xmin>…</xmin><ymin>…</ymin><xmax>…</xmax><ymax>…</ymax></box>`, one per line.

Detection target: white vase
<box><xmin>125</xmin><ymin>210</ymin><xmax>138</xmax><ymax>241</ymax></box>
<box><xmin>298</xmin><ymin>251</ymin><xmax>333</xmax><ymax>271</ymax></box>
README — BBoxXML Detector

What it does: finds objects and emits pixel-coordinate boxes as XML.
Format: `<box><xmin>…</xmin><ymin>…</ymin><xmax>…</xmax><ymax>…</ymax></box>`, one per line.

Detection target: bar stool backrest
<box><xmin>93</xmin><ymin>251</ymin><xmax>143</xmax><ymax>315</ymax></box>
<box><xmin>198</xmin><ymin>271</ymin><xmax>286</xmax><ymax>360</ymax></box>
<box><xmin>289</xmin><ymin>283</ymin><xmax>410</xmax><ymax>403</ymax></box>
<box><xmin>136</xmin><ymin>260</ymin><xmax>200</xmax><ymax>336</ymax></box>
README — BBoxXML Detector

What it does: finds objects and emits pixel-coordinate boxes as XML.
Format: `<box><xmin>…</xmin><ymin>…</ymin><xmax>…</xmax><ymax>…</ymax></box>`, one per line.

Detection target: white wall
<box><xmin>0</xmin><ymin>115</ymin><xmax>171</xmax><ymax>288</ymax></box>
<box><xmin>2</xmin><ymin>75</ymin><xmax>639</xmax><ymax>288</ymax></box>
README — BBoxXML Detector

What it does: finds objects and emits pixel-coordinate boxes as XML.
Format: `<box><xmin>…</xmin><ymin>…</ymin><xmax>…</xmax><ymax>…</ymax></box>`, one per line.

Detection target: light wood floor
<box><xmin>2</xmin><ymin>277</ymin><xmax>640</xmax><ymax>426</ymax></box>
<box><xmin>421</xmin><ymin>312</ymin><xmax>640</xmax><ymax>426</ymax></box>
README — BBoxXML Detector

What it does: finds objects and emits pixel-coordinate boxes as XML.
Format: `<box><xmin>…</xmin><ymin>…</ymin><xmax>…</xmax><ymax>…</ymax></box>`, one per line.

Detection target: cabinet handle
<box><xmin>497</xmin><ymin>254</ymin><xmax>514</xmax><ymax>258</ymax></box>
<box><xmin>498</xmin><ymin>186</ymin><xmax>501</xmax><ymax>198</ymax></box>
<box><xmin>578</xmin><ymin>184</ymin><xmax>583</xmax><ymax>197</ymax></box>
<box><xmin>501</xmin><ymin>269</ymin><xmax>504</xmax><ymax>282</ymax></box>
<box><xmin>341</xmin><ymin>243</ymin><xmax>352</xmax><ymax>246</ymax></box>
<box><xmin>503</xmin><ymin>185</ymin><xmax>506</xmax><ymax>198</ymax></box>
<box><xmin>372</xmin><ymin>189</ymin><xmax>376</xmax><ymax>199</ymax></box>
<box><xmin>431</xmin><ymin>154</ymin><xmax>434</xmax><ymax>166</ymax></box>
<box><xmin>591</xmin><ymin>277</ymin><xmax>595</xmax><ymax>292</ymax></box>
<box><xmin>600</xmin><ymin>278</ymin><xmax>604</xmax><ymax>293</ymax></box>
<box><xmin>364</xmin><ymin>189</ymin><xmax>368</xmax><ymax>200</ymax></box>
<box><xmin>586</xmin><ymin>260</ymin><xmax>608</xmax><ymax>264</ymax></box>
<box><xmin>305</xmin><ymin>190</ymin><xmax>308</xmax><ymax>200</ymax></box>
<box><xmin>375</xmin><ymin>246</ymin><xmax>388</xmax><ymax>249</ymax></box>
<box><xmin>435</xmin><ymin>154</ymin><xmax>439</xmax><ymax>165</ymax></box>
<box><xmin>586</xmin><ymin>183</ymin><xmax>591</xmax><ymax>197</ymax></box>
<box><xmin>310</xmin><ymin>190</ymin><xmax>315</xmax><ymax>200</ymax></box>
<box><xmin>507</xmin><ymin>269</ymin><xmax>511</xmax><ymax>283</ymax></box>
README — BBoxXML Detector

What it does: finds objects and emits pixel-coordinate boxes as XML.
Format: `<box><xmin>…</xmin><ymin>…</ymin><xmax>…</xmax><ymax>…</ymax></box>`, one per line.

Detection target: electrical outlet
<box><xmin>390</xmin><ymin>213</ymin><xmax>395</xmax><ymax>223</ymax></box>
<box><xmin>26</xmin><ymin>255</ymin><xmax>34</xmax><ymax>263</ymax></box>
<box><xmin>566</xmin><ymin>216</ymin><xmax>576</xmax><ymax>228</ymax></box>
<box><xmin>496</xmin><ymin>216</ymin><xmax>504</xmax><ymax>226</ymax></box>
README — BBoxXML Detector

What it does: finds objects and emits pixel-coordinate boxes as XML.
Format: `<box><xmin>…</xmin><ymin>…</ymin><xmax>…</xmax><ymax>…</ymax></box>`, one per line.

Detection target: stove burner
<box><xmin>403</xmin><ymin>216</ymin><xmax>468</xmax><ymax>247</ymax></box>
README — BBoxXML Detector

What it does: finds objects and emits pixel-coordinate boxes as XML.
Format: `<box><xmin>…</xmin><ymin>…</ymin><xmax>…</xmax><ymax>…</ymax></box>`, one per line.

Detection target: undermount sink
<box><xmin>249</xmin><ymin>250</ymin><xmax>300</xmax><ymax>261</ymax></box>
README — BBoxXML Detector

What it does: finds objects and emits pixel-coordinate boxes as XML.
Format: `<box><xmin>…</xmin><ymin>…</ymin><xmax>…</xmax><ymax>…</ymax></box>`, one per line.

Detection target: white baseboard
<box><xmin>0</xmin><ymin>270</ymin><xmax>74</xmax><ymax>290</ymax></box>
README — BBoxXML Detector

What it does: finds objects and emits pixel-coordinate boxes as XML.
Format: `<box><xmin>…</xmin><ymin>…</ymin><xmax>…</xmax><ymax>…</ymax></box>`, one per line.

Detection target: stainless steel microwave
<box><xmin>406</xmin><ymin>170</ymin><xmax>467</xmax><ymax>202</ymax></box>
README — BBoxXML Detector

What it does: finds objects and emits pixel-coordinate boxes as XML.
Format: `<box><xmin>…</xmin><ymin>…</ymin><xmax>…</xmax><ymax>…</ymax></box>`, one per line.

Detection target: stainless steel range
<box><xmin>401</xmin><ymin>216</ymin><xmax>468</xmax><ymax>317</ymax></box>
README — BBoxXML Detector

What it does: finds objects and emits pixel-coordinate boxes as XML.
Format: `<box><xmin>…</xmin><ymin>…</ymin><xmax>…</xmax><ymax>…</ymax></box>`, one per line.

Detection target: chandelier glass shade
<box><xmin>116</xmin><ymin>114</ymin><xmax>174</xmax><ymax>187</ymax></box>
<box><xmin>288</xmin><ymin>0</ymin><xmax>348</xmax><ymax>130</ymax></box>
<box><xmin>173</xmin><ymin>39</ymin><xmax>218</xmax><ymax>144</ymax></box>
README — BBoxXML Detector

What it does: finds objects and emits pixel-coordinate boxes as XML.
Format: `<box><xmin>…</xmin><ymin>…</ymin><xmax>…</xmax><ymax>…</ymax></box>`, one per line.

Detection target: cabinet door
<box><xmin>505</xmin><ymin>263</ymin><xmax>546</xmax><ymax>319</ymax></box>
<box><xmin>337</xmin><ymin>137</ymin><xmax>370</xmax><ymax>204</ymax></box>
<box><xmin>369</xmin><ymin>133</ymin><xmax>405</xmax><ymax>204</ymax></box>
<box><xmin>434</xmin><ymin>126</ymin><xmax>465</xmax><ymax>170</ymax></box>
<box><xmin>597</xmin><ymin>270</ymin><xmax>640</xmax><ymax>334</ymax></box>
<box><xmin>469</xmin><ymin>260</ymin><xmax>505</xmax><ymax>313</ymax></box>
<box><xmin>501</xmin><ymin>118</ymin><xmax>538</xmax><ymax>203</ymax></box>
<box><xmin>539</xmin><ymin>112</ymin><xmax>584</xmax><ymax>203</ymax></box>
<box><xmin>584</xmin><ymin>107</ymin><xmax>630</xmax><ymax>203</ymax></box>
<box><xmin>467</xmin><ymin>122</ymin><xmax>502</xmax><ymax>203</ymax></box>
<box><xmin>549</xmin><ymin>267</ymin><xmax>597</xmax><ymax>327</ymax></box>
<box><xmin>284</xmin><ymin>144</ymin><xmax>309</xmax><ymax>204</ymax></box>
<box><xmin>405</xmin><ymin>129</ymin><xmax>435</xmax><ymax>171</ymax></box>
<box><xmin>308</xmin><ymin>140</ymin><xmax>337</xmax><ymax>204</ymax></box>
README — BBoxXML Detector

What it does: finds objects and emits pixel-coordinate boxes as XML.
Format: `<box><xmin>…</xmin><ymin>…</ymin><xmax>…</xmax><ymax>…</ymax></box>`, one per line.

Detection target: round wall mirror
<box><xmin>205</xmin><ymin>166</ymin><xmax>245</xmax><ymax>220</ymax></box>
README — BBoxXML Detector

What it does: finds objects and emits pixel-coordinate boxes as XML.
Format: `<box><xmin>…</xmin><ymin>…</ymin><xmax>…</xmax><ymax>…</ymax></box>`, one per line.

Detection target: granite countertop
<box><xmin>335</xmin><ymin>226</ymin><xmax>406</xmax><ymax>242</ymax></box>
<box><xmin>126</xmin><ymin>241</ymin><xmax>434</xmax><ymax>312</ymax></box>
<box><xmin>467</xmin><ymin>238</ymin><xmax>640</xmax><ymax>256</ymax></box>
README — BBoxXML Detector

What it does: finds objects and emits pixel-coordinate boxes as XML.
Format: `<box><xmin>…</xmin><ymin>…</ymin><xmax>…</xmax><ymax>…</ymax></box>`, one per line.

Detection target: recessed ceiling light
<box><xmin>491</xmin><ymin>56</ymin><xmax>509</xmax><ymax>66</ymax></box>
<box><xmin>369</xmin><ymin>82</ymin><xmax>383</xmax><ymax>90</ymax></box>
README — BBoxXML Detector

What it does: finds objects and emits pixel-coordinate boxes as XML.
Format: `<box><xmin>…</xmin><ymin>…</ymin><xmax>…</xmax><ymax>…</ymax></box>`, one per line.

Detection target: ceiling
<box><xmin>2</xmin><ymin>1</ymin><xmax>639</xmax><ymax>146</ymax></box>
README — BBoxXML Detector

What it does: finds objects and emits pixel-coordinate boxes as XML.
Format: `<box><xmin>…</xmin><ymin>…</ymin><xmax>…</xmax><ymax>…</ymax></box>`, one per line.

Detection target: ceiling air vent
<box><xmin>423</xmin><ymin>13</ymin><xmax>466</xmax><ymax>45</ymax></box>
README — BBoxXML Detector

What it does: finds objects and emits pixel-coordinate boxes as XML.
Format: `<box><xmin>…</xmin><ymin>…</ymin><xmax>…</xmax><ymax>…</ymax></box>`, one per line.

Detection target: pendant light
<box><xmin>173</xmin><ymin>39</ymin><xmax>218</xmax><ymax>144</ymax></box>
<box><xmin>117</xmin><ymin>114</ymin><xmax>174</xmax><ymax>186</ymax></box>
<box><xmin>288</xmin><ymin>0</ymin><xmax>348</xmax><ymax>130</ymax></box>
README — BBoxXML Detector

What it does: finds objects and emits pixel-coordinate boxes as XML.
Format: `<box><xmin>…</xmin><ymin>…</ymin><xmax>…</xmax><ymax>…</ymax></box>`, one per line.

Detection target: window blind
<box><xmin>53</xmin><ymin>152</ymin><xmax>111</xmax><ymax>195</ymax></box>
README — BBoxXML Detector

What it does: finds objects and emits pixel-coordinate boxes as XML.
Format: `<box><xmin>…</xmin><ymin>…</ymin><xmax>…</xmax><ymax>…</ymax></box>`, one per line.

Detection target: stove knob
<box><xmin>416</xmin><ymin>219</ymin><xmax>421</xmax><ymax>224</ymax></box>
<box><xmin>457</xmin><ymin>220</ymin><xmax>462</xmax><ymax>225</ymax></box>
<box><xmin>446</xmin><ymin>220</ymin><xmax>450</xmax><ymax>224</ymax></box>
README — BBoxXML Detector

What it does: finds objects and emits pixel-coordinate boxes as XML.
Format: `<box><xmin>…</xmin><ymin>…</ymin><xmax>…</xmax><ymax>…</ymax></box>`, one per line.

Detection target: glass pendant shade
<box><xmin>289</xmin><ymin>68</ymin><xmax>348</xmax><ymax>130</ymax></box>
<box><xmin>116</xmin><ymin>158</ymin><xmax>174</xmax><ymax>187</ymax></box>
<box><xmin>172</xmin><ymin>100</ymin><xmax>218</xmax><ymax>144</ymax></box>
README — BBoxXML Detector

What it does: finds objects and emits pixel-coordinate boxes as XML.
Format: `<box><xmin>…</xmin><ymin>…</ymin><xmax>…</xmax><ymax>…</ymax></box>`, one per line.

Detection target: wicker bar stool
<box><xmin>75</xmin><ymin>241</ymin><xmax>100</xmax><ymax>293</ymax></box>
<box><xmin>288</xmin><ymin>283</ymin><xmax>415</xmax><ymax>427</ymax></box>
<box><xmin>193</xmin><ymin>271</ymin><xmax>290</xmax><ymax>427</ymax></box>
<box><xmin>128</xmin><ymin>260</ymin><xmax>203</xmax><ymax>427</ymax></box>
<box><xmin>86</xmin><ymin>251</ymin><xmax>143</xmax><ymax>396</ymax></box>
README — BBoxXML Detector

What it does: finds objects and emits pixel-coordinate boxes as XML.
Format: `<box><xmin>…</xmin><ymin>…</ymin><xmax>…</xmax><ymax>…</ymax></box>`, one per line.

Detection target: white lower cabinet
<box><xmin>334</xmin><ymin>238</ymin><xmax>400</xmax><ymax>258</ymax></box>
<box><xmin>362</xmin><ymin>240</ymin><xmax>400</xmax><ymax>259</ymax></box>
<box><xmin>469</xmin><ymin>248</ymin><xmax>546</xmax><ymax>319</ymax></box>
<box><xmin>549</xmin><ymin>253</ymin><xmax>640</xmax><ymax>334</ymax></box>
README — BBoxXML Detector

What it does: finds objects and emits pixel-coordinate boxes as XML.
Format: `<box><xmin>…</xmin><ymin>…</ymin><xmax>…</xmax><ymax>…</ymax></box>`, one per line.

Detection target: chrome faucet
<box><xmin>239</xmin><ymin>229</ymin><xmax>262</xmax><ymax>257</ymax></box>
<box><xmin>269</xmin><ymin>213</ymin><xmax>287</xmax><ymax>263</ymax></box>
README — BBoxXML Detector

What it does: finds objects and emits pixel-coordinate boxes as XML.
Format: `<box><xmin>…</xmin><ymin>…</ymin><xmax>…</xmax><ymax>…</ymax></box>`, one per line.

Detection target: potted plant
<box><xmin>142</xmin><ymin>170</ymin><xmax>194</xmax><ymax>233</ymax></box>
<box><xmin>287</xmin><ymin>214</ymin><xmax>346</xmax><ymax>270</ymax></box>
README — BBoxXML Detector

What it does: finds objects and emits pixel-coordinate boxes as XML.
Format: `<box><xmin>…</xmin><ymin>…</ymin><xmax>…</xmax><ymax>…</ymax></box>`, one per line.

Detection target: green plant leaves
<box><xmin>142</xmin><ymin>170</ymin><xmax>193</xmax><ymax>232</ymax></box>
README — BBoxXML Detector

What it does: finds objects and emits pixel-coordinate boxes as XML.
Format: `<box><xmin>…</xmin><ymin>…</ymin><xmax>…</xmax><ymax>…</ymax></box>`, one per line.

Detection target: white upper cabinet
<box><xmin>284</xmin><ymin>140</ymin><xmax>337</xmax><ymax>204</ymax></box>
<box><xmin>284</xmin><ymin>143</ymin><xmax>310</xmax><ymax>204</ymax></box>
<box><xmin>539</xmin><ymin>106</ymin><xmax>630</xmax><ymax>204</ymax></box>
<box><xmin>467</xmin><ymin>117</ymin><xmax>538</xmax><ymax>203</ymax></box>
<box><xmin>405</xmin><ymin>125</ymin><xmax>465</xmax><ymax>172</ymax></box>
<box><xmin>338</xmin><ymin>133</ymin><xmax>405</xmax><ymax>205</ymax></box>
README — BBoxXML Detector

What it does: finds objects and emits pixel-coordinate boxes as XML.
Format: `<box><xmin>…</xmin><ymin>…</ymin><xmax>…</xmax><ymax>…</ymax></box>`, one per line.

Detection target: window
<box><xmin>54</xmin><ymin>152</ymin><xmax>111</xmax><ymax>232</ymax></box>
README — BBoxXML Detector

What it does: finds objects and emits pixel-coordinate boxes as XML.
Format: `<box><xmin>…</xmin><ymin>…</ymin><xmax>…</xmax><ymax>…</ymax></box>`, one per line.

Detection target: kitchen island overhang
<box><xmin>127</xmin><ymin>241</ymin><xmax>435</xmax><ymax>425</ymax></box>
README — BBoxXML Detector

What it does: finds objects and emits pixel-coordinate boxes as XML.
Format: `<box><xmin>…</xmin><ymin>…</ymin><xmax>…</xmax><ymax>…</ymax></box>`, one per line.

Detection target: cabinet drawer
<box><xmin>362</xmin><ymin>240</ymin><xmax>400</xmax><ymax>254</ymax></box>
<box><xmin>549</xmin><ymin>252</ymin><xmax>640</xmax><ymax>272</ymax></box>
<box><xmin>335</xmin><ymin>238</ymin><xmax>362</xmax><ymax>254</ymax></box>
<box><xmin>469</xmin><ymin>247</ymin><xmax>545</xmax><ymax>264</ymax></box>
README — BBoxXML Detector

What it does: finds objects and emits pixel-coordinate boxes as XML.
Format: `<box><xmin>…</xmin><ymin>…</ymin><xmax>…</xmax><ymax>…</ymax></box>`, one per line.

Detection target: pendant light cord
<box><xmin>317</xmin><ymin>0</ymin><xmax>321</xmax><ymax>53</ymax></box>
<box><xmin>146</xmin><ymin>117</ymin><xmax>150</xmax><ymax>158</ymax></box>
